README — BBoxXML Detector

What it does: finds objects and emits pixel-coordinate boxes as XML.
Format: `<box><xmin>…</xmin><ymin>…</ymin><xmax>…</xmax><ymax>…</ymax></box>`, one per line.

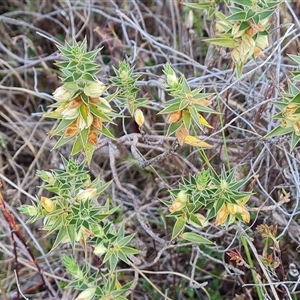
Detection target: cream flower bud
<box><xmin>84</xmin><ymin>81</ymin><xmax>106</xmax><ymax>98</ymax></box>
<box><xmin>255</xmin><ymin>35</ymin><xmax>269</xmax><ymax>50</ymax></box>
<box><xmin>75</xmin><ymin>287</ymin><xmax>96</xmax><ymax>300</ymax></box>
<box><xmin>61</xmin><ymin>107</ymin><xmax>80</xmax><ymax>119</ymax></box>
<box><xmin>41</xmin><ymin>197</ymin><xmax>55</xmax><ymax>212</ymax></box>
<box><xmin>166</xmin><ymin>72</ymin><xmax>178</xmax><ymax>87</ymax></box>
<box><xmin>177</xmin><ymin>191</ymin><xmax>188</xmax><ymax>202</ymax></box>
<box><xmin>77</xmin><ymin>112</ymin><xmax>94</xmax><ymax>130</ymax></box>
<box><xmin>76</xmin><ymin>188</ymin><xmax>97</xmax><ymax>202</ymax></box>
<box><xmin>134</xmin><ymin>109</ymin><xmax>145</xmax><ymax>127</ymax></box>
<box><xmin>94</xmin><ymin>243</ymin><xmax>107</xmax><ymax>256</ymax></box>
<box><xmin>53</xmin><ymin>86</ymin><xmax>73</xmax><ymax>102</ymax></box>
<box><xmin>21</xmin><ymin>205</ymin><xmax>37</xmax><ymax>216</ymax></box>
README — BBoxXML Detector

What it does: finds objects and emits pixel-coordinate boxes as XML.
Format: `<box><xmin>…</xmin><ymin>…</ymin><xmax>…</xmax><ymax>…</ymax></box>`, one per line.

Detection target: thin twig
<box><xmin>108</xmin><ymin>142</ymin><xmax>168</xmax><ymax>245</ymax></box>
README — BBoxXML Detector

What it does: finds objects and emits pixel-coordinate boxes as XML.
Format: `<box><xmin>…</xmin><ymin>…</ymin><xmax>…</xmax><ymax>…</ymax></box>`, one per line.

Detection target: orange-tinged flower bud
<box><xmin>247</xmin><ymin>27</ymin><xmax>256</xmax><ymax>37</ymax></box>
<box><xmin>64</xmin><ymin>120</ymin><xmax>80</xmax><ymax>137</ymax></box>
<box><xmin>236</xmin><ymin>205</ymin><xmax>250</xmax><ymax>223</ymax></box>
<box><xmin>283</xmin><ymin>104</ymin><xmax>300</xmax><ymax>118</ymax></box>
<box><xmin>41</xmin><ymin>197</ymin><xmax>55</xmax><ymax>212</ymax></box>
<box><xmin>92</xmin><ymin>116</ymin><xmax>103</xmax><ymax>131</ymax></box>
<box><xmin>134</xmin><ymin>109</ymin><xmax>145</xmax><ymax>127</ymax></box>
<box><xmin>166</xmin><ymin>111</ymin><xmax>182</xmax><ymax>124</ymax></box>
<box><xmin>194</xmin><ymin>98</ymin><xmax>212</xmax><ymax>107</ymax></box>
<box><xmin>89</xmin><ymin>97</ymin><xmax>100</xmax><ymax>104</ymax></box>
<box><xmin>215</xmin><ymin>204</ymin><xmax>229</xmax><ymax>226</ymax></box>
<box><xmin>254</xmin><ymin>47</ymin><xmax>265</xmax><ymax>58</ymax></box>
<box><xmin>87</xmin><ymin>128</ymin><xmax>98</xmax><ymax>146</ymax></box>
<box><xmin>176</xmin><ymin>126</ymin><xmax>189</xmax><ymax>145</ymax></box>
<box><xmin>67</xmin><ymin>97</ymin><xmax>82</xmax><ymax>109</ymax></box>
<box><xmin>169</xmin><ymin>198</ymin><xmax>187</xmax><ymax>213</ymax></box>
<box><xmin>75</xmin><ymin>287</ymin><xmax>96</xmax><ymax>300</ymax></box>
<box><xmin>226</xmin><ymin>203</ymin><xmax>237</xmax><ymax>215</ymax></box>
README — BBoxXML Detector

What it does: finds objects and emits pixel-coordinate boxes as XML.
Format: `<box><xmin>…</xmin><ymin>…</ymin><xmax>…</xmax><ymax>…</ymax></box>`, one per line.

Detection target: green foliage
<box><xmin>110</xmin><ymin>61</ymin><xmax>149</xmax><ymax>116</ymax></box>
<box><xmin>265</xmin><ymin>77</ymin><xmax>300</xmax><ymax>150</ymax></box>
<box><xmin>201</xmin><ymin>0</ymin><xmax>280</xmax><ymax>77</ymax></box>
<box><xmin>43</xmin><ymin>38</ymin><xmax>117</xmax><ymax>164</ymax></box>
<box><xmin>19</xmin><ymin>157</ymin><xmax>114</xmax><ymax>251</ymax></box>
<box><xmin>62</xmin><ymin>255</ymin><xmax>133</xmax><ymax>300</ymax></box>
<box><xmin>159</xmin><ymin>64</ymin><xmax>217</xmax><ymax>147</ymax></box>
<box><xmin>166</xmin><ymin>168</ymin><xmax>252</xmax><ymax>232</ymax></box>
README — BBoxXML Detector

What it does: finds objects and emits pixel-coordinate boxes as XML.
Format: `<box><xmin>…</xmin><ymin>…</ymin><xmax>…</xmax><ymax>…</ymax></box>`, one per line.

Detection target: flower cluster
<box><xmin>205</xmin><ymin>0</ymin><xmax>279</xmax><ymax>76</ymax></box>
<box><xmin>164</xmin><ymin>168</ymin><xmax>252</xmax><ymax>239</ymax></box>
<box><xmin>266</xmin><ymin>54</ymin><xmax>300</xmax><ymax>150</ymax></box>
<box><xmin>43</xmin><ymin>38</ymin><xmax>116</xmax><ymax>164</ymax></box>
<box><xmin>159</xmin><ymin>64</ymin><xmax>217</xmax><ymax>147</ymax></box>
<box><xmin>18</xmin><ymin>157</ymin><xmax>112</xmax><ymax>250</ymax></box>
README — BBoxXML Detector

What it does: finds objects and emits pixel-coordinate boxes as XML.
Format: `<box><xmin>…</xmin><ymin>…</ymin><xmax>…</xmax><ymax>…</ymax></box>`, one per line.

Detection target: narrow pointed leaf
<box><xmin>291</xmin><ymin>132</ymin><xmax>300</xmax><ymax>151</ymax></box>
<box><xmin>101</xmin><ymin>126</ymin><xmax>116</xmax><ymax>139</ymax></box>
<box><xmin>184</xmin><ymin>136</ymin><xmax>212</xmax><ymax>148</ymax></box>
<box><xmin>181</xmin><ymin>232</ymin><xmax>214</xmax><ymax>245</ymax></box>
<box><xmin>204</xmin><ymin>38</ymin><xmax>236</xmax><ymax>48</ymax></box>
<box><xmin>265</xmin><ymin>126</ymin><xmax>294</xmax><ymax>138</ymax></box>
<box><xmin>159</xmin><ymin>103</ymin><xmax>181</xmax><ymax>114</ymax></box>
<box><xmin>51</xmin><ymin>227</ymin><xmax>68</xmax><ymax>251</ymax></box>
<box><xmin>52</xmin><ymin>135</ymin><xmax>74</xmax><ymax>150</ymax></box>
<box><xmin>172</xmin><ymin>217</ymin><xmax>186</xmax><ymax>240</ymax></box>
<box><xmin>166</xmin><ymin>121</ymin><xmax>182</xmax><ymax>137</ymax></box>
<box><xmin>71</xmin><ymin>135</ymin><xmax>84</xmax><ymax>156</ymax></box>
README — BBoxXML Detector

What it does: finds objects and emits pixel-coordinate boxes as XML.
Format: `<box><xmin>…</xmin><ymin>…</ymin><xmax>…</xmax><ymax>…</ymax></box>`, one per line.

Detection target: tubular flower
<box><xmin>41</xmin><ymin>197</ymin><xmax>55</xmax><ymax>212</ymax></box>
<box><xmin>215</xmin><ymin>200</ymin><xmax>250</xmax><ymax>226</ymax></box>
<box><xmin>169</xmin><ymin>191</ymin><xmax>188</xmax><ymax>213</ymax></box>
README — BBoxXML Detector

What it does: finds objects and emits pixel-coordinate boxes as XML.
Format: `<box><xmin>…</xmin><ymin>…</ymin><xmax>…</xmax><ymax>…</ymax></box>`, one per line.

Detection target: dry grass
<box><xmin>1</xmin><ymin>1</ymin><xmax>300</xmax><ymax>300</ymax></box>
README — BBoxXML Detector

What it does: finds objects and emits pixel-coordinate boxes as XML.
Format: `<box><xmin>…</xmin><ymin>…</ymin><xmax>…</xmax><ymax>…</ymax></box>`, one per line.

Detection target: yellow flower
<box><xmin>215</xmin><ymin>204</ymin><xmax>229</xmax><ymax>226</ymax></box>
<box><xmin>134</xmin><ymin>109</ymin><xmax>145</xmax><ymax>127</ymax></box>
<box><xmin>215</xmin><ymin>199</ymin><xmax>250</xmax><ymax>226</ymax></box>
<box><xmin>41</xmin><ymin>197</ymin><xmax>55</xmax><ymax>212</ymax></box>
<box><xmin>294</xmin><ymin>121</ymin><xmax>300</xmax><ymax>136</ymax></box>
<box><xmin>169</xmin><ymin>192</ymin><xmax>188</xmax><ymax>213</ymax></box>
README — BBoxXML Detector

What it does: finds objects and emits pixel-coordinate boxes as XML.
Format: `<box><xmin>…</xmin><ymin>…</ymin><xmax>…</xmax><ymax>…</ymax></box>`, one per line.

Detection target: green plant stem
<box><xmin>217</xmin><ymin>96</ymin><xmax>230</xmax><ymax>171</ymax></box>
<box><xmin>241</xmin><ymin>235</ymin><xmax>264</xmax><ymax>300</ymax></box>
